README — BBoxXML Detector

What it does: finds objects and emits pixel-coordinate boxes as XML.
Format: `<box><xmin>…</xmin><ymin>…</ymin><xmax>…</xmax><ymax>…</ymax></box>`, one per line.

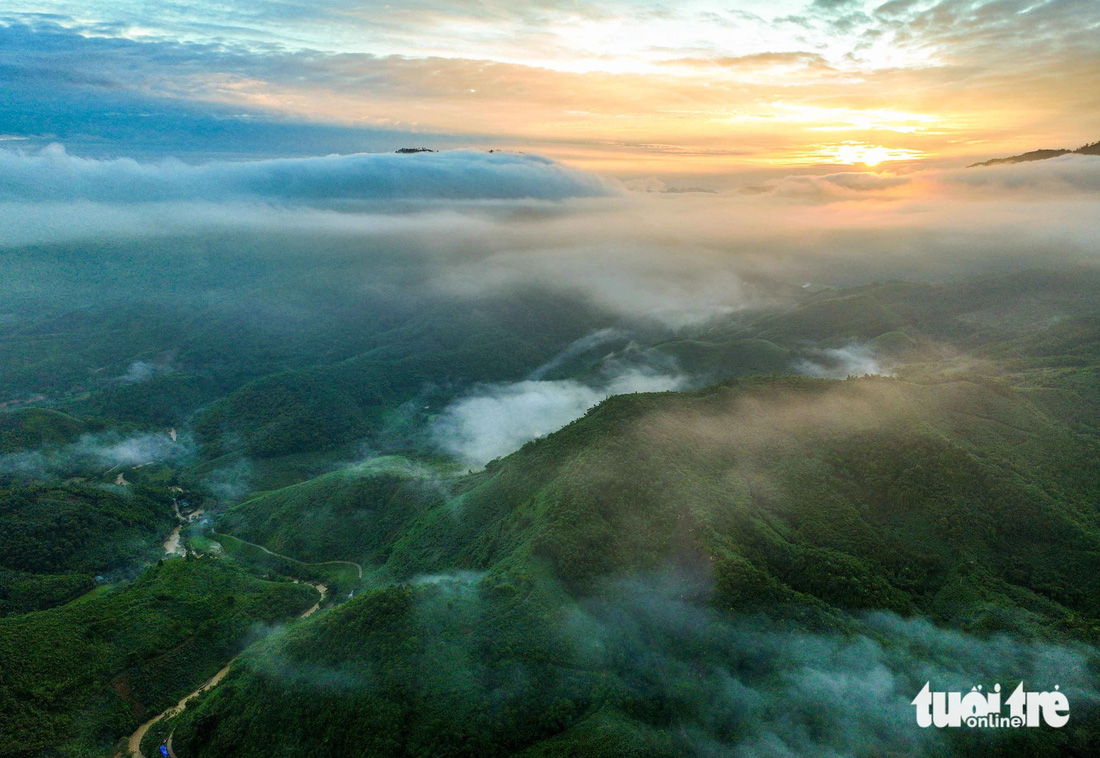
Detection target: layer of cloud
<box><xmin>794</xmin><ymin>342</ymin><xmax>888</xmax><ymax>378</ymax></box>
<box><xmin>571</xmin><ymin>571</ymin><xmax>1100</xmax><ymax>757</ymax></box>
<box><xmin>433</xmin><ymin>334</ymin><xmax>689</xmax><ymax>466</ymax></box>
<box><xmin>0</xmin><ymin>430</ymin><xmax>192</xmax><ymax>479</ymax></box>
<box><xmin>0</xmin><ymin>144</ymin><xmax>1097</xmax><ymax>332</ymax></box>
<box><xmin>946</xmin><ymin>154</ymin><xmax>1100</xmax><ymax>195</ymax></box>
<box><xmin>763</xmin><ymin>170</ymin><xmax>912</xmax><ymax>201</ymax></box>
<box><xmin>759</xmin><ymin>154</ymin><xmax>1100</xmax><ymax>202</ymax></box>
<box><xmin>0</xmin><ymin>145</ymin><xmax>614</xmax><ymax>206</ymax></box>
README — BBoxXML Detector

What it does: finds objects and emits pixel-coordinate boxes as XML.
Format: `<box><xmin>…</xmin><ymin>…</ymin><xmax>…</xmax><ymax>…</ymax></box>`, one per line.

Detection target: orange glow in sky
<box><xmin>4</xmin><ymin>1</ymin><xmax>1099</xmax><ymax>178</ymax></box>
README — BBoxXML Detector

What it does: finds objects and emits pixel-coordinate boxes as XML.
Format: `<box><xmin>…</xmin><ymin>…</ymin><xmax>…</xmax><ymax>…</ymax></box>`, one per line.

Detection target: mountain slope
<box><xmin>160</xmin><ymin>374</ymin><xmax>1100</xmax><ymax>757</ymax></box>
<box><xmin>215</xmin><ymin>458</ymin><xmax>446</xmax><ymax>567</ymax></box>
<box><xmin>969</xmin><ymin>140</ymin><xmax>1100</xmax><ymax>167</ymax></box>
<box><xmin>0</xmin><ymin>558</ymin><xmax>316</xmax><ymax>758</ymax></box>
<box><xmin>0</xmin><ymin>483</ymin><xmax>176</xmax><ymax>615</ymax></box>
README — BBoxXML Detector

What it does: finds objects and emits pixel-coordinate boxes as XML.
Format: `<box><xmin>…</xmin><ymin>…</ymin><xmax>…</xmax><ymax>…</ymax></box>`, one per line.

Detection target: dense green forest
<box><xmin>215</xmin><ymin>460</ymin><xmax>447</xmax><ymax>567</ymax></box>
<box><xmin>0</xmin><ymin>558</ymin><xmax>316</xmax><ymax>758</ymax></box>
<box><xmin>0</xmin><ymin>484</ymin><xmax>175</xmax><ymax>615</ymax></box>
<box><xmin>0</xmin><ymin>409</ymin><xmax>102</xmax><ymax>454</ymax></box>
<box><xmin>1</xmin><ymin>259</ymin><xmax>1097</xmax><ymax>757</ymax></box>
<box><xmin>158</xmin><ymin>372</ymin><xmax>1100</xmax><ymax>756</ymax></box>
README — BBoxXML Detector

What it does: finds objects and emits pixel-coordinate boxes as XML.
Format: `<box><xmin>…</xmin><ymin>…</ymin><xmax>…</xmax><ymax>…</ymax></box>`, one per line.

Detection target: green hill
<box><xmin>0</xmin><ymin>483</ymin><xmax>177</xmax><ymax>615</ymax></box>
<box><xmin>0</xmin><ymin>557</ymin><xmax>316</xmax><ymax>758</ymax></box>
<box><xmin>215</xmin><ymin>458</ymin><xmax>447</xmax><ymax>567</ymax></box>
<box><xmin>647</xmin><ymin>337</ymin><xmax>790</xmax><ymax>381</ymax></box>
<box><xmin>0</xmin><ymin>409</ymin><xmax>101</xmax><ymax>454</ymax></box>
<box><xmin>158</xmin><ymin>374</ymin><xmax>1100</xmax><ymax>756</ymax></box>
<box><xmin>192</xmin><ymin>292</ymin><xmax>610</xmax><ymax>459</ymax></box>
<box><xmin>2</xmin><ymin>261</ymin><xmax>1097</xmax><ymax>757</ymax></box>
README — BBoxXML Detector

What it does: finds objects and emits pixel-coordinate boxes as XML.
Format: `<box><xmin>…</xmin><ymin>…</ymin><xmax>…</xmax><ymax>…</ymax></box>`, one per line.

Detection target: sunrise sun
<box><xmin>820</xmin><ymin>142</ymin><xmax>924</xmax><ymax>167</ymax></box>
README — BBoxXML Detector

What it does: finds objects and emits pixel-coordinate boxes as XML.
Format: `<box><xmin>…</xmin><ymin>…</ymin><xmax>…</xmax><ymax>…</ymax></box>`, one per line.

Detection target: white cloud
<box><xmin>0</xmin><ymin>430</ymin><xmax>192</xmax><ymax>477</ymax></box>
<box><xmin>1</xmin><ymin>145</ymin><xmax>1097</xmax><ymax>331</ymax></box>
<box><xmin>433</xmin><ymin>336</ymin><xmax>689</xmax><ymax>466</ymax></box>
<box><xmin>117</xmin><ymin>359</ymin><xmax>172</xmax><ymax>384</ymax></box>
<box><xmin>0</xmin><ymin>144</ymin><xmax>615</xmax><ymax>205</ymax></box>
<box><xmin>944</xmin><ymin>153</ymin><xmax>1100</xmax><ymax>194</ymax></box>
<box><xmin>795</xmin><ymin>342</ymin><xmax>888</xmax><ymax>378</ymax></box>
<box><xmin>75</xmin><ymin>431</ymin><xmax>188</xmax><ymax>468</ymax></box>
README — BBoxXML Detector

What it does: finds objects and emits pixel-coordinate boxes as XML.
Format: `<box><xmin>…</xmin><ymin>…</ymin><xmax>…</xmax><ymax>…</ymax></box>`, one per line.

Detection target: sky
<box><xmin>2</xmin><ymin>1</ymin><xmax>1099</xmax><ymax>179</ymax></box>
<box><xmin>1</xmin><ymin>0</ymin><xmax>1099</xmax><ymax>476</ymax></box>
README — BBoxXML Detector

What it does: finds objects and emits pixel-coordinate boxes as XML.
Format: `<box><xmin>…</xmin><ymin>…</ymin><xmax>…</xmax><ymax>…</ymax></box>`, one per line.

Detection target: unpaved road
<box><xmin>127</xmin><ymin>582</ymin><xmax>327</xmax><ymax>758</ymax></box>
<box><xmin>127</xmin><ymin>526</ymin><xmax>353</xmax><ymax>758</ymax></box>
<box><xmin>161</xmin><ymin>527</ymin><xmax>183</xmax><ymax>557</ymax></box>
<box><xmin>126</xmin><ymin>523</ymin><xmax>357</xmax><ymax>756</ymax></box>
<box><xmin>162</xmin><ymin>503</ymin><xmax>203</xmax><ymax>558</ymax></box>
<box><xmin>209</xmin><ymin>531</ymin><xmax>364</xmax><ymax>579</ymax></box>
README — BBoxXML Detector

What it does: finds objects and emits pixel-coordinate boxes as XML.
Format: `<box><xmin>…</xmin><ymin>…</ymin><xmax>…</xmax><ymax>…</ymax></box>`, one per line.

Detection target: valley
<box><xmin>1</xmin><ymin>260</ymin><xmax>1097</xmax><ymax>756</ymax></box>
<box><xmin>3</xmin><ymin>3</ymin><xmax>1099</xmax><ymax>753</ymax></box>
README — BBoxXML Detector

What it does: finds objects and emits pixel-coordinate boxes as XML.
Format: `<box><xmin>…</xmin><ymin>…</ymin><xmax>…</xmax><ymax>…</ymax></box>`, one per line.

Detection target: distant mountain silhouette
<box><xmin>970</xmin><ymin>140</ymin><xmax>1100</xmax><ymax>166</ymax></box>
<box><xmin>661</xmin><ymin>186</ymin><xmax>718</xmax><ymax>194</ymax></box>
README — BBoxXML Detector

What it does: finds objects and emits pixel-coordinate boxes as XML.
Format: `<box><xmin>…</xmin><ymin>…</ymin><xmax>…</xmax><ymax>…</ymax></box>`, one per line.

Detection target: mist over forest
<box><xmin>1</xmin><ymin>2</ymin><xmax>1100</xmax><ymax>756</ymax></box>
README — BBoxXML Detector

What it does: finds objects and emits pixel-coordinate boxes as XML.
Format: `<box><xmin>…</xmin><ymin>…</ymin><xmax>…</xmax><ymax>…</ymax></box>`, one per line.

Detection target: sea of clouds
<box><xmin>1</xmin><ymin>145</ymin><xmax>1098</xmax><ymax>329</ymax></box>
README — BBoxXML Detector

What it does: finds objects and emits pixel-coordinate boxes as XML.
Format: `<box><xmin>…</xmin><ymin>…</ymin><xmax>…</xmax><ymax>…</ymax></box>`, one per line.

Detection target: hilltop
<box><xmin>969</xmin><ymin>140</ymin><xmax>1100</xmax><ymax>167</ymax></box>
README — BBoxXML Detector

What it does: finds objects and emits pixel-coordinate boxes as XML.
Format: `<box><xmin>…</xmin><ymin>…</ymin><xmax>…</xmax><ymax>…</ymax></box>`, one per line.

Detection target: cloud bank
<box><xmin>570</xmin><ymin>571</ymin><xmax>1100</xmax><ymax>757</ymax></box>
<box><xmin>0</xmin><ymin>145</ymin><xmax>614</xmax><ymax>206</ymax></box>
<box><xmin>0</xmin><ymin>430</ymin><xmax>192</xmax><ymax>479</ymax></box>
<box><xmin>433</xmin><ymin>334</ymin><xmax>689</xmax><ymax>466</ymax></box>
<box><xmin>1</xmin><ymin>143</ymin><xmax>1097</xmax><ymax>332</ymax></box>
<box><xmin>947</xmin><ymin>153</ymin><xmax>1100</xmax><ymax>194</ymax></box>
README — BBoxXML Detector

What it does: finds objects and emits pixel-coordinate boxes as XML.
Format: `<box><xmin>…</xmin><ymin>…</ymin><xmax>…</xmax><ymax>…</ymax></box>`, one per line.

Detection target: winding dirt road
<box><xmin>126</xmin><ymin>581</ymin><xmax>327</xmax><ymax>757</ymax></box>
<box><xmin>125</xmin><ymin>525</ymin><xmax>357</xmax><ymax>757</ymax></box>
<box><xmin>162</xmin><ymin>503</ymin><xmax>203</xmax><ymax>558</ymax></box>
<box><xmin>161</xmin><ymin>526</ymin><xmax>183</xmax><ymax>557</ymax></box>
<box><xmin>209</xmin><ymin>531</ymin><xmax>364</xmax><ymax>579</ymax></box>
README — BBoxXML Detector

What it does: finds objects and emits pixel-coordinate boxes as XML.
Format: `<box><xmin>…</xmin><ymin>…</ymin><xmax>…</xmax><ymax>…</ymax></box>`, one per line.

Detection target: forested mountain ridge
<box><xmin>0</xmin><ymin>483</ymin><xmax>176</xmax><ymax>615</ymax></box>
<box><xmin>0</xmin><ymin>559</ymin><xmax>317</xmax><ymax>758</ymax></box>
<box><xmin>0</xmin><ymin>264</ymin><xmax>1097</xmax><ymax>757</ymax></box>
<box><xmin>156</xmin><ymin>371</ymin><xmax>1100</xmax><ymax>757</ymax></box>
<box><xmin>969</xmin><ymin>140</ymin><xmax>1100</xmax><ymax>167</ymax></box>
